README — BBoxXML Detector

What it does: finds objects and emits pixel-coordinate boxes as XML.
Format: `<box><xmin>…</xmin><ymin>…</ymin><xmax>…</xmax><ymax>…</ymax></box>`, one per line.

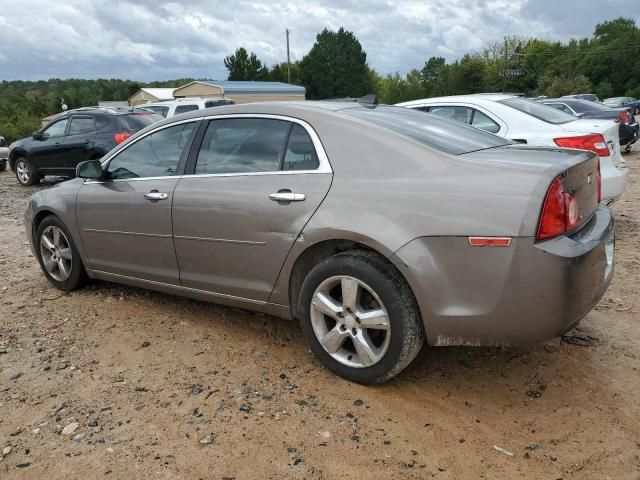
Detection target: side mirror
<box><xmin>574</xmin><ymin>112</ymin><xmax>585</xmax><ymax>118</ymax></box>
<box><xmin>76</xmin><ymin>159</ymin><xmax>103</xmax><ymax>180</ymax></box>
<box><xmin>0</xmin><ymin>137</ymin><xmax>5</xmax><ymax>147</ymax></box>
<box><xmin>32</xmin><ymin>132</ymin><xmax>42</xmax><ymax>140</ymax></box>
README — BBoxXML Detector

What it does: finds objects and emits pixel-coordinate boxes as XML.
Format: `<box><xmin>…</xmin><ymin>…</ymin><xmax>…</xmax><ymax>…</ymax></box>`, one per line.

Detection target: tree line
<box><xmin>0</xmin><ymin>18</ymin><xmax>638</xmax><ymax>142</ymax></box>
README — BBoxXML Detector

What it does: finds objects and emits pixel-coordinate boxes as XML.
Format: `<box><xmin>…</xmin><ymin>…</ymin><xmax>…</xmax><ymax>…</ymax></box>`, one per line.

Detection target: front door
<box><xmin>172</xmin><ymin>117</ymin><xmax>332</xmax><ymax>301</ymax></box>
<box><xmin>76</xmin><ymin>120</ymin><xmax>200</xmax><ymax>284</ymax></box>
<box><xmin>31</xmin><ymin>118</ymin><xmax>69</xmax><ymax>174</ymax></box>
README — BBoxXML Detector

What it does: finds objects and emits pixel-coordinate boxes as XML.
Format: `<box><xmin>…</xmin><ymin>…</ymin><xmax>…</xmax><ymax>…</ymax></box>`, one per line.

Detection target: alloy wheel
<box><xmin>310</xmin><ymin>275</ymin><xmax>391</xmax><ymax>368</ymax></box>
<box><xmin>16</xmin><ymin>160</ymin><xmax>30</xmax><ymax>184</ymax></box>
<box><xmin>40</xmin><ymin>226</ymin><xmax>73</xmax><ymax>282</ymax></box>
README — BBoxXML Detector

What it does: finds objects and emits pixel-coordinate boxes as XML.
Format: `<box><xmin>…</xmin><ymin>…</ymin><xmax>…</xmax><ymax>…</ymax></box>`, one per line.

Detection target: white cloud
<box><xmin>0</xmin><ymin>0</ymin><xmax>636</xmax><ymax>81</ymax></box>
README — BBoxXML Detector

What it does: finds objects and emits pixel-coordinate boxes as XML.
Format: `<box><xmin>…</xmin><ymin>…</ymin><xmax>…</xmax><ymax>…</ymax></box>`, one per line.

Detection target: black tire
<box><xmin>14</xmin><ymin>157</ymin><xmax>40</xmax><ymax>186</ymax></box>
<box><xmin>35</xmin><ymin>216</ymin><xmax>88</xmax><ymax>291</ymax></box>
<box><xmin>298</xmin><ymin>250</ymin><xmax>424</xmax><ymax>384</ymax></box>
<box><xmin>0</xmin><ymin>159</ymin><xmax>6</xmax><ymax>171</ymax></box>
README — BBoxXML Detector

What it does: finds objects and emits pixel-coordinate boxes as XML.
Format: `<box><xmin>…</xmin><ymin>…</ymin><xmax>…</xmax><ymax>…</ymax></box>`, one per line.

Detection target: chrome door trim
<box><xmin>173</xmin><ymin>235</ymin><xmax>266</xmax><ymax>246</ymax></box>
<box><xmin>81</xmin><ymin>228</ymin><xmax>172</xmax><ymax>238</ymax></box>
<box><xmin>90</xmin><ymin>269</ymin><xmax>266</xmax><ymax>305</ymax></box>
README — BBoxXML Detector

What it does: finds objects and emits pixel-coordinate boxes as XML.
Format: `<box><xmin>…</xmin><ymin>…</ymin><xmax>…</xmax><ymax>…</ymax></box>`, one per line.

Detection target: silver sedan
<box><xmin>25</xmin><ymin>101</ymin><xmax>615</xmax><ymax>383</ymax></box>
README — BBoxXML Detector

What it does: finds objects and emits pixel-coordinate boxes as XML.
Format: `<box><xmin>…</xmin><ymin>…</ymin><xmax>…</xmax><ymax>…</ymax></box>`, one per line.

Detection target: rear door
<box><xmin>63</xmin><ymin>115</ymin><xmax>96</xmax><ymax>170</ymax></box>
<box><xmin>172</xmin><ymin>115</ymin><xmax>332</xmax><ymax>301</ymax></box>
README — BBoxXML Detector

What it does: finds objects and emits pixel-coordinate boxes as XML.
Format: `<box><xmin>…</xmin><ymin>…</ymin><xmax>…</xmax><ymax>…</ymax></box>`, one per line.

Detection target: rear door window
<box><xmin>68</xmin><ymin>116</ymin><xmax>96</xmax><ymax>136</ymax></box>
<box><xmin>429</xmin><ymin>106</ymin><xmax>472</xmax><ymax>124</ymax></box>
<box><xmin>174</xmin><ymin>104</ymin><xmax>200</xmax><ymax>115</ymax></box>
<box><xmin>118</xmin><ymin>113</ymin><xmax>162</xmax><ymax>132</ymax></box>
<box><xmin>195</xmin><ymin>118</ymin><xmax>291</xmax><ymax>174</ymax></box>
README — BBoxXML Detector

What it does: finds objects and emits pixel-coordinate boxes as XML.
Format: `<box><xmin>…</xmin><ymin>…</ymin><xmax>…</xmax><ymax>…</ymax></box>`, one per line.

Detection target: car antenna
<box><xmin>357</xmin><ymin>94</ymin><xmax>379</xmax><ymax>108</ymax></box>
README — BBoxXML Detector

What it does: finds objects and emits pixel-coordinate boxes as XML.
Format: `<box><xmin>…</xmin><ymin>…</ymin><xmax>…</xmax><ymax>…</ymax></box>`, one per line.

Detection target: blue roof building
<box><xmin>173</xmin><ymin>80</ymin><xmax>305</xmax><ymax>103</ymax></box>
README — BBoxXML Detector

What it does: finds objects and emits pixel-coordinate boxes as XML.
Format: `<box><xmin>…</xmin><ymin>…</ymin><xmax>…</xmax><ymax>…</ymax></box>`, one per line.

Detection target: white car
<box><xmin>397</xmin><ymin>94</ymin><xmax>628</xmax><ymax>204</ymax></box>
<box><xmin>134</xmin><ymin>97</ymin><xmax>234</xmax><ymax>119</ymax></box>
<box><xmin>0</xmin><ymin>136</ymin><xmax>8</xmax><ymax>171</ymax></box>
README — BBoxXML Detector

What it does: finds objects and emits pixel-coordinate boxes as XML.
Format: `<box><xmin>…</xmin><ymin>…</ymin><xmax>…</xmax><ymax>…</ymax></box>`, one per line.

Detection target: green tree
<box><xmin>300</xmin><ymin>28</ymin><xmax>371</xmax><ymax>99</ymax></box>
<box><xmin>223</xmin><ymin>47</ymin><xmax>269</xmax><ymax>81</ymax></box>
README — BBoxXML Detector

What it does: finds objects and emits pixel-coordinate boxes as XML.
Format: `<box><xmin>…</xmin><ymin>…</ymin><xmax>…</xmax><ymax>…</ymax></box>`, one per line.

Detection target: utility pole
<box><xmin>502</xmin><ymin>37</ymin><xmax>507</xmax><ymax>93</ymax></box>
<box><xmin>286</xmin><ymin>28</ymin><xmax>291</xmax><ymax>84</ymax></box>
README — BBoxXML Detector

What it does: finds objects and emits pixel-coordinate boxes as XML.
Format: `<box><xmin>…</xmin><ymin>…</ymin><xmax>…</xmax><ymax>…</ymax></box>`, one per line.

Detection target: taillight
<box><xmin>554</xmin><ymin>133</ymin><xmax>610</xmax><ymax>157</ymax></box>
<box><xmin>536</xmin><ymin>175</ymin><xmax>581</xmax><ymax>241</ymax></box>
<box><xmin>114</xmin><ymin>132</ymin><xmax>131</xmax><ymax>144</ymax></box>
<box><xmin>619</xmin><ymin>111</ymin><xmax>629</xmax><ymax>124</ymax></box>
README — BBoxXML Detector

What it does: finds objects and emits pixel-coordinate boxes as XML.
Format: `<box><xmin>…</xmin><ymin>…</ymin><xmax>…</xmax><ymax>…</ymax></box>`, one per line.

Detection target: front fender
<box><xmin>26</xmin><ymin>179</ymin><xmax>86</xmax><ymax>260</ymax></box>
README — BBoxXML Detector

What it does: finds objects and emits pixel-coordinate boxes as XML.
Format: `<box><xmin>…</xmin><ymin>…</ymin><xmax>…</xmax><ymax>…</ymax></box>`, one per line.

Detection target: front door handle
<box><xmin>269</xmin><ymin>192</ymin><xmax>306</xmax><ymax>202</ymax></box>
<box><xmin>144</xmin><ymin>191</ymin><xmax>168</xmax><ymax>201</ymax></box>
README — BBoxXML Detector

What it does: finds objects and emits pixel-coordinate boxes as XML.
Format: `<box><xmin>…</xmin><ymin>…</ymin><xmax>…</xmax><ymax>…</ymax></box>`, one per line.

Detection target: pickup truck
<box><xmin>0</xmin><ymin>136</ymin><xmax>8</xmax><ymax>171</ymax></box>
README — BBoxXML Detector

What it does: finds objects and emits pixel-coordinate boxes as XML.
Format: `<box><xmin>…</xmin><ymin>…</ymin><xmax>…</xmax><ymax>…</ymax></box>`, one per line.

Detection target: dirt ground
<box><xmin>0</xmin><ymin>147</ymin><xmax>639</xmax><ymax>480</ymax></box>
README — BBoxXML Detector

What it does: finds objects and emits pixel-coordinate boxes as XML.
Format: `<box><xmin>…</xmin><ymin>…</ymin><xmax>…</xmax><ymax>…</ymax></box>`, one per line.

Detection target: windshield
<box><xmin>499</xmin><ymin>97</ymin><xmax>577</xmax><ymax>124</ymax></box>
<box><xmin>340</xmin><ymin>105</ymin><xmax>511</xmax><ymax>155</ymax></box>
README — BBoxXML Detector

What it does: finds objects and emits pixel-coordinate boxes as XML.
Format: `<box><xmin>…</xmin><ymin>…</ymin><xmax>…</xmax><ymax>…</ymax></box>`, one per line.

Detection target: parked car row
<box><xmin>397</xmin><ymin>94</ymin><xmax>629</xmax><ymax>204</ymax></box>
<box><xmin>6</xmin><ymin>98</ymin><xmax>236</xmax><ymax>186</ymax></box>
<box><xmin>0</xmin><ymin>136</ymin><xmax>8</xmax><ymax>171</ymax></box>
<box><xmin>134</xmin><ymin>97</ymin><xmax>234</xmax><ymax>118</ymax></box>
<box><xmin>25</xmin><ymin>99</ymin><xmax>615</xmax><ymax>383</ymax></box>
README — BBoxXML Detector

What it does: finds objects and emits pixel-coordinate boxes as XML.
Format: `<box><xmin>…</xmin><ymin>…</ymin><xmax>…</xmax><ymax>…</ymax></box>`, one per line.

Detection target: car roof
<box><xmin>396</xmin><ymin>93</ymin><xmax>518</xmax><ymax>106</ymax></box>
<box><xmin>63</xmin><ymin>106</ymin><xmax>140</xmax><ymax>116</ymax></box>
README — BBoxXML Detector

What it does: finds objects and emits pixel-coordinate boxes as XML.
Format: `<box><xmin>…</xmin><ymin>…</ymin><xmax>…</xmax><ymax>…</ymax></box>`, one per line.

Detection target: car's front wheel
<box><xmin>0</xmin><ymin>159</ymin><xmax>6</xmax><ymax>171</ymax></box>
<box><xmin>35</xmin><ymin>216</ymin><xmax>87</xmax><ymax>291</ymax></box>
<box><xmin>15</xmin><ymin>158</ymin><xmax>40</xmax><ymax>186</ymax></box>
<box><xmin>298</xmin><ymin>250</ymin><xmax>424</xmax><ymax>384</ymax></box>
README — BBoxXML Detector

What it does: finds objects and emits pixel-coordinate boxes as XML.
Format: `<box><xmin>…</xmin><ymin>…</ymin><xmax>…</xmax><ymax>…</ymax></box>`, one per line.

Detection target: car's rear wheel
<box><xmin>298</xmin><ymin>250</ymin><xmax>424</xmax><ymax>384</ymax></box>
<box><xmin>36</xmin><ymin>216</ymin><xmax>87</xmax><ymax>291</ymax></box>
<box><xmin>15</xmin><ymin>158</ymin><xmax>40</xmax><ymax>186</ymax></box>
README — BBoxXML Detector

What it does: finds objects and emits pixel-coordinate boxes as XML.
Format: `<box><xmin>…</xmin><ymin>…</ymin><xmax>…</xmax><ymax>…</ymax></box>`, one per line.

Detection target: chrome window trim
<box><xmin>90</xmin><ymin>114</ymin><xmax>332</xmax><ymax>184</ymax></box>
<box><xmin>190</xmin><ymin>113</ymin><xmax>332</xmax><ymax>175</ymax></box>
<box><xmin>87</xmin><ymin>118</ymin><xmax>202</xmax><ymax>184</ymax></box>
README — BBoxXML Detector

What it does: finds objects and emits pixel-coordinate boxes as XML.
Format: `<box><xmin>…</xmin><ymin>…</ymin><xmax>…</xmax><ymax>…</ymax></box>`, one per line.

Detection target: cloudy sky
<box><xmin>0</xmin><ymin>0</ymin><xmax>638</xmax><ymax>82</ymax></box>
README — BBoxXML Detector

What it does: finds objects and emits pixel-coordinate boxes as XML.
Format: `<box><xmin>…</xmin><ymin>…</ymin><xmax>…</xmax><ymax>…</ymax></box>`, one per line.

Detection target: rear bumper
<box><xmin>390</xmin><ymin>207</ymin><xmax>615</xmax><ymax>346</ymax></box>
<box><xmin>600</xmin><ymin>158</ymin><xmax>628</xmax><ymax>203</ymax></box>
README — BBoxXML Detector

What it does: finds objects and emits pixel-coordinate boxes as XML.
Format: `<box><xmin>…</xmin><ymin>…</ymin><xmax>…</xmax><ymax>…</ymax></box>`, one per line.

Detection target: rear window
<box><xmin>118</xmin><ymin>113</ymin><xmax>163</xmax><ymax>132</ymax></box>
<box><xmin>499</xmin><ymin>97</ymin><xmax>577</xmax><ymax>124</ymax></box>
<box><xmin>340</xmin><ymin>106</ymin><xmax>510</xmax><ymax>155</ymax></box>
<box><xmin>174</xmin><ymin>104</ymin><xmax>200</xmax><ymax>115</ymax></box>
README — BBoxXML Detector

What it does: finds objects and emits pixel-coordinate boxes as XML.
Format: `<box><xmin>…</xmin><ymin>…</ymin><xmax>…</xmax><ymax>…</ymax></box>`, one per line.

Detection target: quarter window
<box><xmin>68</xmin><ymin>116</ymin><xmax>96</xmax><ymax>136</ymax></box>
<box><xmin>106</xmin><ymin>122</ymin><xmax>197</xmax><ymax>180</ymax></box>
<box><xmin>195</xmin><ymin>118</ymin><xmax>292</xmax><ymax>174</ymax></box>
<box><xmin>470</xmin><ymin>109</ymin><xmax>500</xmax><ymax>133</ymax></box>
<box><xmin>282</xmin><ymin>124</ymin><xmax>319</xmax><ymax>171</ymax></box>
<box><xmin>42</xmin><ymin>119</ymin><xmax>68</xmax><ymax>139</ymax></box>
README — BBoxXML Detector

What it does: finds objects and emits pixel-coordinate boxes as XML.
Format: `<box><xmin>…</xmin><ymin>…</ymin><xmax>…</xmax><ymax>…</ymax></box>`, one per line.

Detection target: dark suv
<box><xmin>9</xmin><ymin>107</ymin><xmax>162</xmax><ymax>186</ymax></box>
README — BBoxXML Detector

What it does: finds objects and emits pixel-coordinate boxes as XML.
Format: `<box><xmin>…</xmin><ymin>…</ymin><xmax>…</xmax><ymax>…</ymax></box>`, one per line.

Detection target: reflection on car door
<box><xmin>76</xmin><ymin>120</ymin><xmax>199</xmax><ymax>284</ymax></box>
<box><xmin>172</xmin><ymin>117</ymin><xmax>332</xmax><ymax>302</ymax></box>
<box><xmin>32</xmin><ymin>118</ymin><xmax>69</xmax><ymax>174</ymax></box>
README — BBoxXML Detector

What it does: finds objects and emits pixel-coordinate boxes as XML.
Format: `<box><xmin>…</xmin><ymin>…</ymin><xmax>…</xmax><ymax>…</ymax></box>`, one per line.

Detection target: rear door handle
<box><xmin>269</xmin><ymin>192</ymin><xmax>306</xmax><ymax>202</ymax></box>
<box><xmin>144</xmin><ymin>191</ymin><xmax>168</xmax><ymax>201</ymax></box>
